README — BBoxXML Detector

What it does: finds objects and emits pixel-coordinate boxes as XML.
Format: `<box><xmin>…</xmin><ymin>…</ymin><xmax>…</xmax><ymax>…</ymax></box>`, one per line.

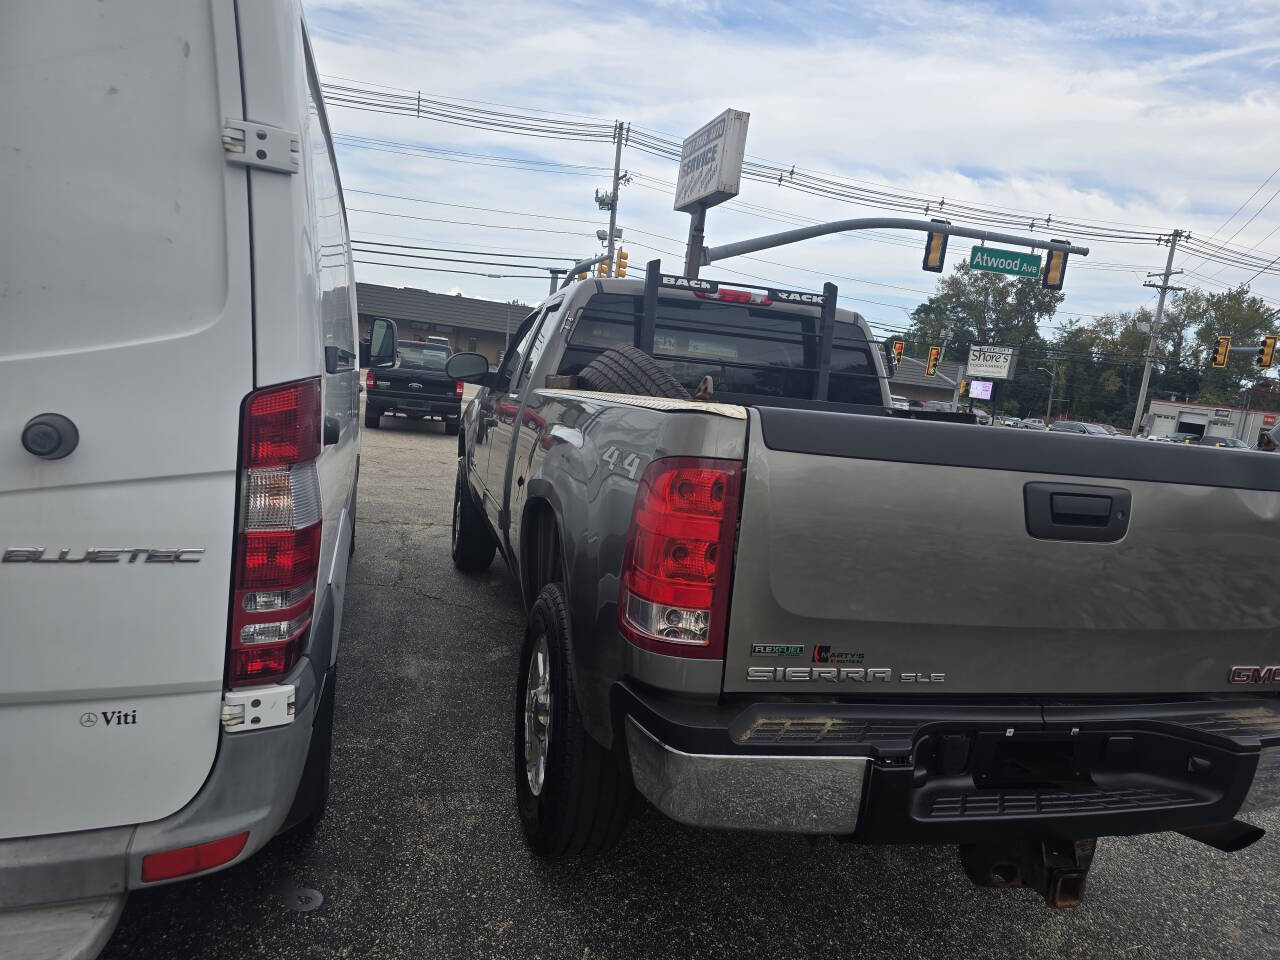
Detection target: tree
<box><xmin>1192</xmin><ymin>286</ymin><xmax>1274</xmax><ymax>405</ymax></box>
<box><xmin>904</xmin><ymin>262</ymin><xmax>1062</xmax><ymax>416</ymax></box>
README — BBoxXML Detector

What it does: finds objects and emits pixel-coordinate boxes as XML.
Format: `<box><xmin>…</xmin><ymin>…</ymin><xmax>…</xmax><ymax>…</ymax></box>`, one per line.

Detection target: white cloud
<box><xmin>308</xmin><ymin>0</ymin><xmax>1280</xmax><ymax>332</ymax></box>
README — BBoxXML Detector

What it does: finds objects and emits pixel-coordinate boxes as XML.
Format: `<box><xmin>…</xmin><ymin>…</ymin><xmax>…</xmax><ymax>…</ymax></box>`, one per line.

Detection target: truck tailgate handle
<box><xmin>1025</xmin><ymin>483</ymin><xmax>1131</xmax><ymax>543</ymax></box>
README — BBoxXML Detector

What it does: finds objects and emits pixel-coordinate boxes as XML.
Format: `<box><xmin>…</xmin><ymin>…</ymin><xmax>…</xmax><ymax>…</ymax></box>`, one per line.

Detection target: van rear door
<box><xmin>0</xmin><ymin>0</ymin><xmax>251</xmax><ymax>839</ymax></box>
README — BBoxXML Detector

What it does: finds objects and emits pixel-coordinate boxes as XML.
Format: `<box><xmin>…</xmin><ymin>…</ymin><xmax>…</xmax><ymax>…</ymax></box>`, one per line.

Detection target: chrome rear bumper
<box><xmin>624</xmin><ymin>716</ymin><xmax>868</xmax><ymax>834</ymax></box>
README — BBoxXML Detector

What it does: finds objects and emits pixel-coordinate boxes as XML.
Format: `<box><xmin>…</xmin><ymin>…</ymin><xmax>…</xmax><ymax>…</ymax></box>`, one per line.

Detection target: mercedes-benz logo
<box><xmin>80</xmin><ymin>712</ymin><xmax>97</xmax><ymax>727</ymax></box>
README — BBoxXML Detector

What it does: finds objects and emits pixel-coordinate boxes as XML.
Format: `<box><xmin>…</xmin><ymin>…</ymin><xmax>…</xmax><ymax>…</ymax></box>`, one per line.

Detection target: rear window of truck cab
<box><xmin>559</xmin><ymin>293</ymin><xmax>882</xmax><ymax>407</ymax></box>
<box><xmin>398</xmin><ymin>343</ymin><xmax>450</xmax><ymax>370</ymax></box>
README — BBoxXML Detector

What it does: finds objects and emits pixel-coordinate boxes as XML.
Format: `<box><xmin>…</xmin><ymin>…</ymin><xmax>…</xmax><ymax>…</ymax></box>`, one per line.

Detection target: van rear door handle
<box><xmin>1025</xmin><ymin>483</ymin><xmax>1131</xmax><ymax>543</ymax></box>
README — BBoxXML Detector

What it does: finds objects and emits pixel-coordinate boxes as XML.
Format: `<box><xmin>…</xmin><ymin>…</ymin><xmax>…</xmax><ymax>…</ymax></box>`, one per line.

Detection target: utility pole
<box><xmin>605</xmin><ymin>122</ymin><xmax>624</xmax><ymax>277</ymax></box>
<box><xmin>547</xmin><ymin>269</ymin><xmax>565</xmax><ymax>295</ymax></box>
<box><xmin>1130</xmin><ymin>230</ymin><xmax>1186</xmax><ymax>436</ymax></box>
<box><xmin>1045</xmin><ymin>360</ymin><xmax>1057</xmax><ymax>423</ymax></box>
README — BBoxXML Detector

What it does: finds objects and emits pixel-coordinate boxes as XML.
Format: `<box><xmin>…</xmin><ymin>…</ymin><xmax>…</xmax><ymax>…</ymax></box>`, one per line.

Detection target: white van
<box><xmin>0</xmin><ymin>1</ymin><xmax>396</xmax><ymax>955</ymax></box>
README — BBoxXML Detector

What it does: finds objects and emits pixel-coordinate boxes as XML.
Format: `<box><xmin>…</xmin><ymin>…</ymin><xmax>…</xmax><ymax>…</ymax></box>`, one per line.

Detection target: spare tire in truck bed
<box><xmin>576</xmin><ymin>345</ymin><xmax>690</xmax><ymax>400</ymax></box>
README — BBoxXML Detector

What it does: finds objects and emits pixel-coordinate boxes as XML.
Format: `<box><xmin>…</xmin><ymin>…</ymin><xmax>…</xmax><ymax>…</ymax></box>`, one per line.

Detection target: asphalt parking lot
<box><xmin>101</xmin><ymin>405</ymin><xmax>1280</xmax><ymax>960</ymax></box>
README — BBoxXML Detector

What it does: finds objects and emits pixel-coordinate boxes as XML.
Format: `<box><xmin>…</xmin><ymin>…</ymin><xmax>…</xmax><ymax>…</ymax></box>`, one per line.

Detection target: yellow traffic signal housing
<box><xmin>576</xmin><ymin>272</ymin><xmax>588</xmax><ymax>281</ymax></box>
<box><xmin>1042</xmin><ymin>242</ymin><xmax>1069</xmax><ymax>291</ymax></box>
<box><xmin>925</xmin><ymin>345</ymin><xmax>941</xmax><ymax>377</ymax></box>
<box><xmin>615</xmin><ymin>249</ymin><xmax>628</xmax><ymax>278</ymax></box>
<box><xmin>1258</xmin><ymin>335</ymin><xmax>1277</xmax><ymax>369</ymax></box>
<box><xmin>959</xmin><ymin>378</ymin><xmax>968</xmax><ymax>396</ymax></box>
<box><xmin>596</xmin><ymin>258</ymin><xmax>610</xmax><ymax>279</ymax></box>
<box><xmin>1212</xmin><ymin>336</ymin><xmax>1231</xmax><ymax>368</ymax></box>
<box><xmin>922</xmin><ymin>219</ymin><xmax>950</xmax><ymax>273</ymax></box>
<box><xmin>892</xmin><ymin>340</ymin><xmax>905</xmax><ymax>366</ymax></box>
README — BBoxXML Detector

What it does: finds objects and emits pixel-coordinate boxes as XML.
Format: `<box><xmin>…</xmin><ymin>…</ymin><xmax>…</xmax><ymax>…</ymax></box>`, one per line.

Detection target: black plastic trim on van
<box><xmin>755</xmin><ymin>406</ymin><xmax>1280</xmax><ymax>491</ymax></box>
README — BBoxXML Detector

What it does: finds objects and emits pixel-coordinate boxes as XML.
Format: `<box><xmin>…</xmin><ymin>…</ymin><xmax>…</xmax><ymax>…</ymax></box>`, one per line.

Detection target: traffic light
<box><xmin>1212</xmin><ymin>335</ymin><xmax>1232</xmax><ymax>368</ymax></box>
<box><xmin>959</xmin><ymin>378</ymin><xmax>968</xmax><ymax>396</ymax></box>
<box><xmin>922</xmin><ymin>219</ymin><xmax>950</xmax><ymax>273</ymax></box>
<box><xmin>1257</xmin><ymin>335</ymin><xmax>1277</xmax><ymax>370</ymax></box>
<box><xmin>925</xmin><ymin>345</ymin><xmax>941</xmax><ymax>377</ymax></box>
<box><xmin>576</xmin><ymin>272</ymin><xmax>588</xmax><ymax>281</ymax></box>
<box><xmin>615</xmin><ymin>249</ymin><xmax>628</xmax><ymax>278</ymax></box>
<box><xmin>892</xmin><ymin>340</ymin><xmax>905</xmax><ymax>366</ymax></box>
<box><xmin>596</xmin><ymin>258</ymin><xmax>610</xmax><ymax>279</ymax></box>
<box><xmin>1042</xmin><ymin>241</ymin><xmax>1069</xmax><ymax>291</ymax></box>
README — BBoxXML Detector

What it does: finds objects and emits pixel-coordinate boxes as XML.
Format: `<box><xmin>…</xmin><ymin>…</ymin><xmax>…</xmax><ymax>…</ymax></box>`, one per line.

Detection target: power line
<box><xmin>348</xmin><ymin>207</ymin><xmax>594</xmax><ymax>236</ymax></box>
<box><xmin>354</xmin><ymin>259</ymin><xmax>549</xmax><ymax>279</ymax></box>
<box><xmin>1179</xmin><ymin>163</ymin><xmax>1280</xmax><ymax>272</ymax></box>
<box><xmin>354</xmin><ymin>239</ymin><xmax>577</xmax><ymax>261</ymax></box>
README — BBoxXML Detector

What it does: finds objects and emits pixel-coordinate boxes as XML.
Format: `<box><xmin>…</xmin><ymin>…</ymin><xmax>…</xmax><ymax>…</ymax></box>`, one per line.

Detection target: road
<box><xmin>103</xmin><ymin>405</ymin><xmax>1280</xmax><ymax>960</ymax></box>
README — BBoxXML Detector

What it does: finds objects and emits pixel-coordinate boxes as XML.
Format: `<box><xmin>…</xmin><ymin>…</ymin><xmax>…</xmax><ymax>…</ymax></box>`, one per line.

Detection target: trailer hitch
<box><xmin>959</xmin><ymin>838</ymin><xmax>1097</xmax><ymax>909</ymax></box>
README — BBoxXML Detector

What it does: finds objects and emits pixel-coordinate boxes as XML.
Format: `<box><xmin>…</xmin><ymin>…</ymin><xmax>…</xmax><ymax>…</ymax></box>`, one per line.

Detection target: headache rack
<box><xmin>639</xmin><ymin>261</ymin><xmax>840</xmax><ymax>402</ymax></box>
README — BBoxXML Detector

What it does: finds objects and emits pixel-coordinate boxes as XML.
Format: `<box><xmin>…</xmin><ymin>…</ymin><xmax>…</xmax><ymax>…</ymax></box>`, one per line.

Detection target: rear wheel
<box><xmin>577</xmin><ymin>345</ymin><xmax>690</xmax><ymax>399</ymax></box>
<box><xmin>515</xmin><ymin>582</ymin><xmax>633</xmax><ymax>857</ymax></box>
<box><xmin>364</xmin><ymin>405</ymin><xmax>382</xmax><ymax>428</ymax></box>
<box><xmin>281</xmin><ymin>668</ymin><xmax>337</xmax><ymax>835</ymax></box>
<box><xmin>452</xmin><ymin>461</ymin><xmax>496</xmax><ymax>572</ymax></box>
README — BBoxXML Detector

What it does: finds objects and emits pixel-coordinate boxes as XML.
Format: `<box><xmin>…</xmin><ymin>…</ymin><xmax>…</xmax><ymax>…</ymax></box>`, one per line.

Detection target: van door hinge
<box><xmin>221</xmin><ymin>684</ymin><xmax>296</xmax><ymax>731</ymax></box>
<box><xmin>222</xmin><ymin>119</ymin><xmax>299</xmax><ymax>174</ymax></box>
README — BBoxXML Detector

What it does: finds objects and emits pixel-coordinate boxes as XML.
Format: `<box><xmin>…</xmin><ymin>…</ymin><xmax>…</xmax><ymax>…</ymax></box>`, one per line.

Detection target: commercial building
<box><xmin>356</xmin><ymin>283</ymin><xmax>529</xmax><ymax>366</ymax></box>
<box><xmin>1143</xmin><ymin>398</ymin><xmax>1278</xmax><ymax>445</ymax></box>
<box><xmin>887</xmin><ymin>357</ymin><xmax>964</xmax><ymax>407</ymax></box>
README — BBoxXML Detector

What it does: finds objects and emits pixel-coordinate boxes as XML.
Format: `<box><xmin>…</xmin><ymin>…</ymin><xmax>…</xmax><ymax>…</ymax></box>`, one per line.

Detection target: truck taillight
<box><xmin>365</xmin><ymin>369</ymin><xmax>375</xmax><ymax>391</ymax></box>
<box><xmin>229</xmin><ymin>378</ymin><xmax>322</xmax><ymax>688</ymax></box>
<box><xmin>455</xmin><ymin>380</ymin><xmax>464</xmax><ymax>397</ymax></box>
<box><xmin>617</xmin><ymin>457</ymin><xmax>741</xmax><ymax>660</ymax></box>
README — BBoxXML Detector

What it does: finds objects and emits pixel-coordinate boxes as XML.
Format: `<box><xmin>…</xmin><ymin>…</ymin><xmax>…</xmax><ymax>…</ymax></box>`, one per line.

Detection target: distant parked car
<box><xmin>1200</xmin><ymin>436</ymin><xmax>1250</xmax><ymax>449</ymax></box>
<box><xmin>890</xmin><ymin>394</ymin><xmax>910</xmax><ymax>411</ymax></box>
<box><xmin>1049</xmin><ymin>420</ymin><xmax>1090</xmax><ymax>435</ymax></box>
<box><xmin>1023</xmin><ymin>418</ymin><xmax>1046</xmax><ymax>430</ymax></box>
<box><xmin>1166</xmin><ymin>432</ymin><xmax>1201</xmax><ymax>444</ymax></box>
<box><xmin>1083</xmin><ymin>423</ymin><xmax>1112</xmax><ymax>437</ymax></box>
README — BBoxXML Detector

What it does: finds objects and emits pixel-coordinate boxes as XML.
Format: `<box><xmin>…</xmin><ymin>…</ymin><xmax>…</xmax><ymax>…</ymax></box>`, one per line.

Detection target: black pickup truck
<box><xmin>364</xmin><ymin>339</ymin><xmax>462</xmax><ymax>434</ymax></box>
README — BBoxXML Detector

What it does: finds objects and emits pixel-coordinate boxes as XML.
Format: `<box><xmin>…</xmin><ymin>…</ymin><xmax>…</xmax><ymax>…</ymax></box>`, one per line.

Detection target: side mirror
<box><xmin>446</xmin><ymin>352</ymin><xmax>491</xmax><ymax>384</ymax></box>
<box><xmin>367</xmin><ymin>317</ymin><xmax>398</xmax><ymax>368</ymax></box>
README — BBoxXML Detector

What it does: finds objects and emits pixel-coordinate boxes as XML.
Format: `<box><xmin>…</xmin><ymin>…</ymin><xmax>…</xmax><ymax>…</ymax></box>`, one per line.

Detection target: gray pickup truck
<box><xmin>445</xmin><ymin>271</ymin><xmax>1280</xmax><ymax>908</ymax></box>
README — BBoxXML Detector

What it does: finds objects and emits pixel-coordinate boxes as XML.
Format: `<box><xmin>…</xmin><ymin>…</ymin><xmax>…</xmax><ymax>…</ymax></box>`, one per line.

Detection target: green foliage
<box><xmin>897</xmin><ymin>264</ymin><xmax>1276</xmax><ymax>425</ymax></box>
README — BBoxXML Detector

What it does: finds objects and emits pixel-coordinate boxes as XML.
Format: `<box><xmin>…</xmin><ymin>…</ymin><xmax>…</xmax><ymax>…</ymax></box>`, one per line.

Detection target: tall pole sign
<box><xmin>674</xmin><ymin>109</ymin><xmax>750</xmax><ymax>278</ymax></box>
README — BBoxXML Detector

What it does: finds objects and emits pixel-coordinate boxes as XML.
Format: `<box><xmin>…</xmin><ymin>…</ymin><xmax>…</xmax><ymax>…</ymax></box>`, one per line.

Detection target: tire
<box><xmin>364</xmin><ymin>405</ymin><xmax>382</xmax><ymax>428</ymax></box>
<box><xmin>281</xmin><ymin>667</ymin><xmax>337</xmax><ymax>835</ymax></box>
<box><xmin>515</xmin><ymin>583</ymin><xmax>633</xmax><ymax>857</ymax></box>
<box><xmin>577</xmin><ymin>345</ymin><xmax>690</xmax><ymax>400</ymax></box>
<box><xmin>445</xmin><ymin>417</ymin><xmax>460</xmax><ymax>436</ymax></box>
<box><xmin>452</xmin><ymin>461</ymin><xmax>496</xmax><ymax>572</ymax></box>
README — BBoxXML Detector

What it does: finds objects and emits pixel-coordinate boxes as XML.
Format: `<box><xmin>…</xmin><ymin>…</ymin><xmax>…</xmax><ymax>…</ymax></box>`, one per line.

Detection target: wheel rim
<box><xmin>524</xmin><ymin>634</ymin><xmax>552</xmax><ymax>796</ymax></box>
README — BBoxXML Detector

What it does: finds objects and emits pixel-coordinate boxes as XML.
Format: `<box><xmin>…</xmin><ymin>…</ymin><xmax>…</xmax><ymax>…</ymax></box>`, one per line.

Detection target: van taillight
<box><xmin>455</xmin><ymin>380</ymin><xmax>464</xmax><ymax>397</ymax></box>
<box><xmin>365</xmin><ymin>369</ymin><xmax>375</xmax><ymax>391</ymax></box>
<box><xmin>229</xmin><ymin>378</ymin><xmax>323</xmax><ymax>688</ymax></box>
<box><xmin>617</xmin><ymin>457</ymin><xmax>741</xmax><ymax>660</ymax></box>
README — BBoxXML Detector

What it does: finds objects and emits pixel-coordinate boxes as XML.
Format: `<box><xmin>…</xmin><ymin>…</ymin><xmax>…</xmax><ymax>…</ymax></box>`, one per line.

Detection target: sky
<box><xmin>307</xmin><ymin>0</ymin><xmax>1280</xmax><ymax>343</ymax></box>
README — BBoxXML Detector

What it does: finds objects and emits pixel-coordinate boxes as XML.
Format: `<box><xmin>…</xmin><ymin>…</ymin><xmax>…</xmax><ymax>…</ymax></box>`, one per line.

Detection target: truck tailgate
<box><xmin>724</xmin><ymin>407</ymin><xmax>1280</xmax><ymax>695</ymax></box>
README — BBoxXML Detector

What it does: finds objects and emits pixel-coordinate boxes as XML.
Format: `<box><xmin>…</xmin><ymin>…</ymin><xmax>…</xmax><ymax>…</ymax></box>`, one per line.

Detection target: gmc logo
<box><xmin>1229</xmin><ymin>665</ymin><xmax>1280</xmax><ymax>684</ymax></box>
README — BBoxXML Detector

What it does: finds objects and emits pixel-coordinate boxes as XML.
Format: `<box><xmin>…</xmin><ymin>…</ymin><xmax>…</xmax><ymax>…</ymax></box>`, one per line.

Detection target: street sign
<box><xmin>673</xmin><ymin>109</ymin><xmax>750</xmax><ymax>213</ymax></box>
<box><xmin>969</xmin><ymin>380</ymin><xmax>993</xmax><ymax>400</ymax></box>
<box><xmin>967</xmin><ymin>345</ymin><xmax>1015</xmax><ymax>379</ymax></box>
<box><xmin>969</xmin><ymin>246</ymin><xmax>1042</xmax><ymax>279</ymax></box>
